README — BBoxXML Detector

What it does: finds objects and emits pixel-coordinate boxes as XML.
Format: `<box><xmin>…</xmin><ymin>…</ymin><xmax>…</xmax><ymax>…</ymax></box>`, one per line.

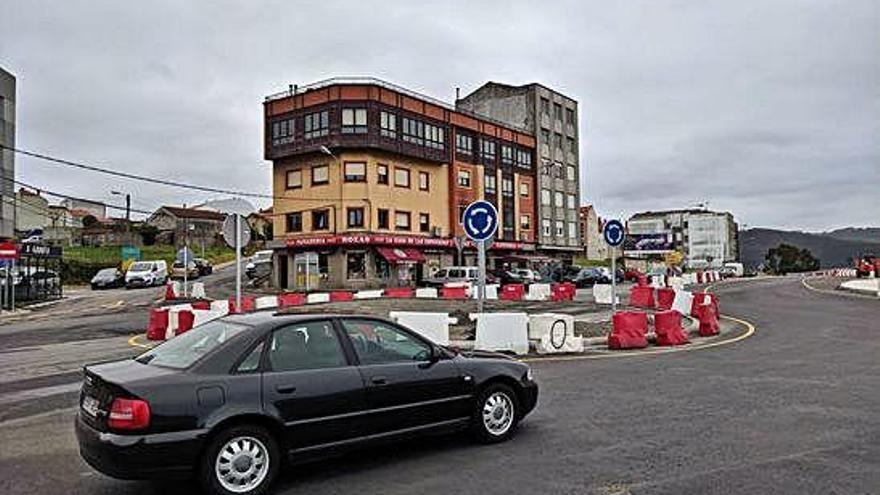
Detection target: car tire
<box><xmin>199</xmin><ymin>425</ymin><xmax>280</xmax><ymax>495</ymax></box>
<box><xmin>470</xmin><ymin>383</ymin><xmax>519</xmax><ymax>444</ymax></box>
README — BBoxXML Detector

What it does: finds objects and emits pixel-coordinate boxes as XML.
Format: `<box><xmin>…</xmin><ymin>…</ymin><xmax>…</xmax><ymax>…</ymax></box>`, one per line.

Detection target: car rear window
<box><xmin>135</xmin><ymin>320</ymin><xmax>249</xmax><ymax>369</ymax></box>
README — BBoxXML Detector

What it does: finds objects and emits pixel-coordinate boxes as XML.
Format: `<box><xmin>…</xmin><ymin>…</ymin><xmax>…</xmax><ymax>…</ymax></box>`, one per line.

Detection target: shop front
<box><xmin>271</xmin><ymin>234</ymin><xmax>534</xmax><ymax>291</ymax></box>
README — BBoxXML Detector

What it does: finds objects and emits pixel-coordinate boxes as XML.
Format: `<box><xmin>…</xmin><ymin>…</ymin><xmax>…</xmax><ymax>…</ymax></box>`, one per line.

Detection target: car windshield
<box><xmin>135</xmin><ymin>320</ymin><xmax>249</xmax><ymax>369</ymax></box>
<box><xmin>96</xmin><ymin>268</ymin><xmax>117</xmax><ymax>277</ymax></box>
<box><xmin>129</xmin><ymin>262</ymin><xmax>152</xmax><ymax>272</ymax></box>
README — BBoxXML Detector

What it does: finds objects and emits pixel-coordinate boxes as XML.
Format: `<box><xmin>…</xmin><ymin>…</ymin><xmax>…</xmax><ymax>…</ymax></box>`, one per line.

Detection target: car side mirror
<box><xmin>430</xmin><ymin>345</ymin><xmax>442</xmax><ymax>362</ymax></box>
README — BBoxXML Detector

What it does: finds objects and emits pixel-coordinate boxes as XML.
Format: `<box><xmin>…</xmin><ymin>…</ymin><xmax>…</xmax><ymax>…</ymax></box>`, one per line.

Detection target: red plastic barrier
<box><xmin>146</xmin><ymin>308</ymin><xmax>169</xmax><ymax>341</ymax></box>
<box><xmin>441</xmin><ymin>286</ymin><xmax>468</xmax><ymax>299</ymax></box>
<box><xmin>384</xmin><ymin>287</ymin><xmax>414</xmax><ymax>298</ymax></box>
<box><xmin>500</xmin><ymin>284</ymin><xmax>525</xmax><ymax>301</ymax></box>
<box><xmin>164</xmin><ymin>282</ymin><xmax>176</xmax><ymax>301</ymax></box>
<box><xmin>656</xmin><ymin>288</ymin><xmax>676</xmax><ymax>310</ymax></box>
<box><xmin>608</xmin><ymin>311</ymin><xmax>649</xmax><ymax>349</ymax></box>
<box><xmin>563</xmin><ymin>282</ymin><xmax>577</xmax><ymax>299</ymax></box>
<box><xmin>629</xmin><ymin>286</ymin><xmax>655</xmax><ymax>308</ymax></box>
<box><xmin>277</xmin><ymin>292</ymin><xmax>306</xmax><ymax>307</ymax></box>
<box><xmin>690</xmin><ymin>292</ymin><xmax>719</xmax><ymax>317</ymax></box>
<box><xmin>330</xmin><ymin>291</ymin><xmax>354</xmax><ymax>302</ymax></box>
<box><xmin>696</xmin><ymin>271</ymin><xmax>704</xmax><ymax>284</ymax></box>
<box><xmin>191</xmin><ymin>300</ymin><xmax>211</xmax><ymax>310</ymax></box>
<box><xmin>228</xmin><ymin>295</ymin><xmax>256</xmax><ymax>314</ymax></box>
<box><xmin>176</xmin><ymin>310</ymin><xmax>195</xmax><ymax>335</ymax></box>
<box><xmin>696</xmin><ymin>304</ymin><xmax>720</xmax><ymax>336</ymax></box>
<box><xmin>654</xmin><ymin>310</ymin><xmax>689</xmax><ymax>346</ymax></box>
<box><xmin>550</xmin><ymin>283</ymin><xmax>568</xmax><ymax>302</ymax></box>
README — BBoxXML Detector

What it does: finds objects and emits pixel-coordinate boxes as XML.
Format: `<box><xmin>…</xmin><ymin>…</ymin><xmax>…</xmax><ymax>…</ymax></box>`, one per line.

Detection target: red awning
<box><xmin>376</xmin><ymin>247</ymin><xmax>426</xmax><ymax>264</ymax></box>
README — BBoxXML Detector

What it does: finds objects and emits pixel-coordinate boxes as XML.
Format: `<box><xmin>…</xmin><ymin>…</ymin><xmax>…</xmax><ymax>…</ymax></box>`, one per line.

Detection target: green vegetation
<box><xmin>764</xmin><ymin>243</ymin><xmax>820</xmax><ymax>275</ymax></box>
<box><xmin>62</xmin><ymin>245</ymin><xmax>237</xmax><ymax>285</ymax></box>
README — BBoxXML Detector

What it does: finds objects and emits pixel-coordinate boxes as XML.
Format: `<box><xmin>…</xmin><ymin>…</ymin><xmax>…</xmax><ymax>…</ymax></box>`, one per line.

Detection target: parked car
<box><xmin>510</xmin><ymin>268</ymin><xmax>539</xmax><ymax>284</ymax></box>
<box><xmin>571</xmin><ymin>267</ymin><xmax>610</xmax><ymax>287</ymax></box>
<box><xmin>90</xmin><ymin>268</ymin><xmax>125</xmax><ymax>290</ymax></box>
<box><xmin>423</xmin><ymin>266</ymin><xmax>478</xmax><ymax>287</ymax></box>
<box><xmin>75</xmin><ymin>313</ymin><xmax>538</xmax><ymax>495</ymax></box>
<box><xmin>245</xmin><ymin>250</ymin><xmax>273</xmax><ymax>279</ymax></box>
<box><xmin>125</xmin><ymin>260</ymin><xmax>168</xmax><ymax>289</ymax></box>
<box><xmin>856</xmin><ymin>254</ymin><xmax>880</xmax><ymax>277</ymax></box>
<box><xmin>171</xmin><ymin>261</ymin><xmax>200</xmax><ymax>280</ymax></box>
<box><xmin>194</xmin><ymin>258</ymin><xmax>213</xmax><ymax>276</ymax></box>
<box><xmin>490</xmin><ymin>268</ymin><xmax>523</xmax><ymax>285</ymax></box>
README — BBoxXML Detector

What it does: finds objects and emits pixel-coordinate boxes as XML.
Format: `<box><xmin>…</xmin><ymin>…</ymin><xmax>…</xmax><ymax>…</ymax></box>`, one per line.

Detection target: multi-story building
<box><xmin>626</xmin><ymin>209</ymin><xmax>739</xmax><ymax>269</ymax></box>
<box><xmin>0</xmin><ymin>67</ymin><xmax>15</xmax><ymax>239</ymax></box>
<box><xmin>579</xmin><ymin>205</ymin><xmax>612</xmax><ymax>261</ymax></box>
<box><xmin>60</xmin><ymin>198</ymin><xmax>107</xmax><ymax>219</ymax></box>
<box><xmin>263</xmin><ymin>78</ymin><xmax>537</xmax><ymax>290</ymax></box>
<box><xmin>456</xmin><ymin>82</ymin><xmax>581</xmax><ymax>261</ymax></box>
<box><xmin>14</xmin><ymin>188</ymin><xmax>49</xmax><ymax>232</ymax></box>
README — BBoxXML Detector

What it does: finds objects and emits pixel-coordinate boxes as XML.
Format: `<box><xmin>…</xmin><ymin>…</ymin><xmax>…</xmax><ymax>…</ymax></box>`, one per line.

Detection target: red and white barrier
<box><xmin>529</xmin><ymin>313</ymin><xmax>583</xmax><ymax>354</ymax></box>
<box><xmin>654</xmin><ymin>310</ymin><xmax>689</xmax><ymax>346</ymax></box>
<box><xmin>608</xmin><ymin>311</ymin><xmax>649</xmax><ymax>349</ymax></box>
<box><xmin>255</xmin><ymin>295</ymin><xmax>279</xmax><ymax>310</ymax></box>
<box><xmin>415</xmin><ymin>287</ymin><xmax>438</xmax><ymax>298</ymax></box>
<box><xmin>592</xmin><ymin>284</ymin><xmax>619</xmax><ymax>305</ymax></box>
<box><xmin>629</xmin><ymin>286</ymin><xmax>655</xmax><ymax>308</ymax></box>
<box><xmin>470</xmin><ymin>284</ymin><xmax>499</xmax><ymax>300</ymax></box>
<box><xmin>389</xmin><ymin>311</ymin><xmax>456</xmax><ymax>345</ymax></box>
<box><xmin>526</xmin><ymin>283</ymin><xmax>552</xmax><ymax>301</ymax></box>
<box><xmin>671</xmin><ymin>289</ymin><xmax>694</xmax><ymax>316</ymax></box>
<box><xmin>354</xmin><ymin>289</ymin><xmax>383</xmax><ymax>300</ymax></box>
<box><xmin>472</xmin><ymin>312</ymin><xmax>529</xmax><ymax>355</ymax></box>
<box><xmin>656</xmin><ymin>287</ymin><xmax>676</xmax><ymax>310</ymax></box>
<box><xmin>500</xmin><ymin>284</ymin><xmax>525</xmax><ymax>301</ymax></box>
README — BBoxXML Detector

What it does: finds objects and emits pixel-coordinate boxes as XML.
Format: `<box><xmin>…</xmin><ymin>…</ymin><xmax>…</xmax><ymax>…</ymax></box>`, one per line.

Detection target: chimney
<box><xmin>455</xmin><ymin>87</ymin><xmax>460</xmax><ymax>101</ymax></box>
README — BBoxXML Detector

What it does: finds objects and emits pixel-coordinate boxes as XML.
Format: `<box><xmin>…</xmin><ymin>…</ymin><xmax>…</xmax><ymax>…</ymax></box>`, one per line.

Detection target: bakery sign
<box><xmin>285</xmin><ymin>234</ymin><xmax>533</xmax><ymax>251</ymax></box>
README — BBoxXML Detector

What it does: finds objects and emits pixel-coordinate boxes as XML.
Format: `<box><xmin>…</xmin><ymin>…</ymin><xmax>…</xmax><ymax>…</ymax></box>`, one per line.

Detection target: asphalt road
<box><xmin>1</xmin><ymin>276</ymin><xmax>878</xmax><ymax>494</ymax></box>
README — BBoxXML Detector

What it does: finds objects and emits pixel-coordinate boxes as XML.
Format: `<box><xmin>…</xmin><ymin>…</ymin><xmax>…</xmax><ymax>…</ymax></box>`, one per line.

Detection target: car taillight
<box><xmin>108</xmin><ymin>398</ymin><xmax>151</xmax><ymax>430</ymax></box>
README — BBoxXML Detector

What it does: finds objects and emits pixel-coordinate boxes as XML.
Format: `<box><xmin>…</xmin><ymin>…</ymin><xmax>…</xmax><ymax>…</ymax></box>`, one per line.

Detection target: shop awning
<box><xmin>376</xmin><ymin>247</ymin><xmax>426</xmax><ymax>264</ymax></box>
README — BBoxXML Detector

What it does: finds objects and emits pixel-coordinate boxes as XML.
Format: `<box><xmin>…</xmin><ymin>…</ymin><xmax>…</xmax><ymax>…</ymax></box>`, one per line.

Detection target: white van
<box><xmin>125</xmin><ymin>260</ymin><xmax>168</xmax><ymax>289</ymax></box>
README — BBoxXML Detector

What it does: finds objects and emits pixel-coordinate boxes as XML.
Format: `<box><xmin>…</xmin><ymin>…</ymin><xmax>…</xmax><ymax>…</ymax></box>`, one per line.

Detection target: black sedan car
<box><xmin>90</xmin><ymin>268</ymin><xmax>125</xmax><ymax>290</ymax></box>
<box><xmin>76</xmin><ymin>313</ymin><xmax>538</xmax><ymax>495</ymax></box>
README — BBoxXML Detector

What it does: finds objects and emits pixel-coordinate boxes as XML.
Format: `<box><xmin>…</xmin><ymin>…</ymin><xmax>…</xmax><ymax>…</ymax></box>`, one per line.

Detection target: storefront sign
<box><xmin>284</xmin><ymin>234</ymin><xmax>533</xmax><ymax>252</ymax></box>
<box><xmin>19</xmin><ymin>244</ymin><xmax>62</xmax><ymax>258</ymax></box>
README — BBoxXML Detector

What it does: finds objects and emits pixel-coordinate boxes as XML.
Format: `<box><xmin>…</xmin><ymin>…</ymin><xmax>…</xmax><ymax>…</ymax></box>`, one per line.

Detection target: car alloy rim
<box><xmin>482</xmin><ymin>391</ymin><xmax>514</xmax><ymax>436</ymax></box>
<box><xmin>215</xmin><ymin>436</ymin><xmax>270</xmax><ymax>493</ymax></box>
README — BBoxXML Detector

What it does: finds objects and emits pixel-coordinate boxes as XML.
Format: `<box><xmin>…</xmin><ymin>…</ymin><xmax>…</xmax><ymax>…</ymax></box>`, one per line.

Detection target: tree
<box><xmin>81</xmin><ymin>215</ymin><xmax>99</xmax><ymax>229</ymax></box>
<box><xmin>138</xmin><ymin>224</ymin><xmax>159</xmax><ymax>246</ymax></box>
<box><xmin>765</xmin><ymin>243</ymin><xmax>820</xmax><ymax>275</ymax></box>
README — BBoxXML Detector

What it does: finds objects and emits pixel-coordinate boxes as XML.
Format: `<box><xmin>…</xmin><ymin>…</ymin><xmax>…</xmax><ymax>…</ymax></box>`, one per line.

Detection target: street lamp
<box><xmin>110</xmin><ymin>190</ymin><xmax>132</xmax><ymax>246</ymax></box>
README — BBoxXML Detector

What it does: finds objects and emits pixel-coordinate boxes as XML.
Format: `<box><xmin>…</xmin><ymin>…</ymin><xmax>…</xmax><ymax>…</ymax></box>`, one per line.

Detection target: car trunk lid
<box><xmin>80</xmin><ymin>359</ymin><xmax>177</xmax><ymax>432</ymax></box>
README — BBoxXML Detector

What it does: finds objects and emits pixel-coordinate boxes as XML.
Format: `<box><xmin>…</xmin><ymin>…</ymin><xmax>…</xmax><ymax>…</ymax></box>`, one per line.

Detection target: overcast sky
<box><xmin>1</xmin><ymin>0</ymin><xmax>878</xmax><ymax>231</ymax></box>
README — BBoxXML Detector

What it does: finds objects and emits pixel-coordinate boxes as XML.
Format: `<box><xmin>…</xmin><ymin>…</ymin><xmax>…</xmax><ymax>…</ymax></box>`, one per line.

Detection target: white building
<box><xmin>626</xmin><ymin>209</ymin><xmax>738</xmax><ymax>269</ymax></box>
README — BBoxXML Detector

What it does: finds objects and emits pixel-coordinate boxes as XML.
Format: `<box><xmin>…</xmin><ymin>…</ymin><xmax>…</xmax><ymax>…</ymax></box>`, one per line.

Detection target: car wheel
<box><xmin>471</xmin><ymin>383</ymin><xmax>519</xmax><ymax>444</ymax></box>
<box><xmin>199</xmin><ymin>425</ymin><xmax>279</xmax><ymax>495</ymax></box>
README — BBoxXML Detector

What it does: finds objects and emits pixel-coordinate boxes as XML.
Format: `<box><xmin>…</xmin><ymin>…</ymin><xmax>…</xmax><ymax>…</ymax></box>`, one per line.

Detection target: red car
<box><xmin>856</xmin><ymin>255</ymin><xmax>880</xmax><ymax>277</ymax></box>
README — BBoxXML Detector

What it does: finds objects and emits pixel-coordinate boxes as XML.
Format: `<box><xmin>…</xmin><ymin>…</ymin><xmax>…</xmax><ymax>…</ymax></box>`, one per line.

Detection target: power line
<box><xmin>1</xmin><ymin>144</ymin><xmax>361</xmax><ymax>202</ymax></box>
<box><xmin>0</xmin><ymin>176</ymin><xmax>153</xmax><ymax>215</ymax></box>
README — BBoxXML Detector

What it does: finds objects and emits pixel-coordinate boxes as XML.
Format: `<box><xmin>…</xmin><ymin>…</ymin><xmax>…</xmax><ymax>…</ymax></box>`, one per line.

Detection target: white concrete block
<box><xmin>255</xmin><ymin>295</ymin><xmax>279</xmax><ymax>310</ymax></box>
<box><xmin>210</xmin><ymin>299</ymin><xmax>230</xmax><ymax>315</ymax></box>
<box><xmin>190</xmin><ymin>282</ymin><xmax>206</xmax><ymax>299</ymax></box>
<box><xmin>354</xmin><ymin>289</ymin><xmax>383</xmax><ymax>300</ymax></box>
<box><xmin>307</xmin><ymin>293</ymin><xmax>330</xmax><ymax>304</ymax></box>
<box><xmin>471</xmin><ymin>312</ymin><xmax>529</xmax><ymax>355</ymax></box>
<box><xmin>528</xmin><ymin>313</ymin><xmax>575</xmax><ymax>341</ymax></box>
<box><xmin>471</xmin><ymin>284</ymin><xmax>499</xmax><ymax>300</ymax></box>
<box><xmin>592</xmin><ymin>284</ymin><xmax>620</xmax><ymax>305</ymax></box>
<box><xmin>415</xmin><ymin>287</ymin><xmax>438</xmax><ymax>298</ymax></box>
<box><xmin>389</xmin><ymin>311</ymin><xmax>455</xmax><ymax>345</ymax></box>
<box><xmin>671</xmin><ymin>290</ymin><xmax>694</xmax><ymax>316</ymax></box>
<box><xmin>526</xmin><ymin>283</ymin><xmax>551</xmax><ymax>301</ymax></box>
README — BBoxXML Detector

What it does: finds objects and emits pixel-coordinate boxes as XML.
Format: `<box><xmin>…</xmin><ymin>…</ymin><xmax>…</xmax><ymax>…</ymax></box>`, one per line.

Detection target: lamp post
<box><xmin>110</xmin><ymin>190</ymin><xmax>131</xmax><ymax>245</ymax></box>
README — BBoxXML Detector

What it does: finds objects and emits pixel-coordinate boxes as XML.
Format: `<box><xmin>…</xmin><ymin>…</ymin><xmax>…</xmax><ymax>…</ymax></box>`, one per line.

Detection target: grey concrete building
<box><xmin>626</xmin><ymin>209</ymin><xmax>739</xmax><ymax>269</ymax></box>
<box><xmin>0</xmin><ymin>67</ymin><xmax>15</xmax><ymax>239</ymax></box>
<box><xmin>457</xmin><ymin>82</ymin><xmax>581</xmax><ymax>260</ymax></box>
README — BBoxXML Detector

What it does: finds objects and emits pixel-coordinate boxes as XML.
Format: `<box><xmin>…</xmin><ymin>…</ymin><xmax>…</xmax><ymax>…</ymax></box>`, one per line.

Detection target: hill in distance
<box><xmin>739</xmin><ymin>227</ymin><xmax>880</xmax><ymax>269</ymax></box>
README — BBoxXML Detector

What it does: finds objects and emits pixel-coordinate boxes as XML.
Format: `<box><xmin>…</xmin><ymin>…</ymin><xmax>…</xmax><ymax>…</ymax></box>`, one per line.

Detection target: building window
<box><xmin>312</xmin><ymin>209</ymin><xmax>330</xmax><ymax>231</ymax></box>
<box><xmin>347</xmin><ymin>207</ymin><xmax>364</xmax><ymax>228</ymax></box>
<box><xmin>344</xmin><ymin>162</ymin><xmax>366</xmax><ymax>182</ymax></box>
<box><xmin>519</xmin><ymin>182</ymin><xmax>529</xmax><ymax>197</ymax></box>
<box><xmin>456</xmin><ymin>133</ymin><xmax>472</xmax><ymax>155</ymax></box>
<box><xmin>555</xmin><ymin>133</ymin><xmax>564</xmax><ymax>150</ymax></box>
<box><xmin>555</xmin><ymin>191</ymin><xmax>564</xmax><ymax>207</ymax></box>
<box><xmin>425</xmin><ymin>123</ymin><xmax>445</xmax><ymax>150</ymax></box>
<box><xmin>377</xmin><ymin>164</ymin><xmax>389</xmax><ymax>185</ymax></box>
<box><xmin>418</xmin><ymin>171</ymin><xmax>430</xmax><ymax>191</ymax></box>
<box><xmin>516</xmin><ymin>149</ymin><xmax>532</xmax><ymax>168</ymax></box>
<box><xmin>285</xmin><ymin>212</ymin><xmax>302</xmax><ymax>232</ymax></box>
<box><xmin>521</xmin><ymin>215</ymin><xmax>531</xmax><ymax>230</ymax></box>
<box><xmin>542</xmin><ymin>219</ymin><xmax>551</xmax><ymax>236</ymax></box>
<box><xmin>311</xmin><ymin>165</ymin><xmax>329</xmax><ymax>185</ymax></box>
<box><xmin>347</xmin><ymin>252</ymin><xmax>366</xmax><ymax>280</ymax></box>
<box><xmin>541</xmin><ymin>189</ymin><xmax>551</xmax><ymax>206</ymax></box>
<box><xmin>395</xmin><ymin>211</ymin><xmax>411</xmax><ymax>231</ymax></box>
<box><xmin>285</xmin><ymin>169</ymin><xmax>302</xmax><ymax>189</ymax></box>
<box><xmin>394</xmin><ymin>167</ymin><xmax>410</xmax><ymax>188</ymax></box>
<box><xmin>380</xmin><ymin>111</ymin><xmax>397</xmax><ymax>138</ymax></box>
<box><xmin>480</xmin><ymin>139</ymin><xmax>496</xmax><ymax>160</ymax></box>
<box><xmin>458</xmin><ymin>204</ymin><xmax>467</xmax><ymax>223</ymax></box>
<box><xmin>271</xmin><ymin>118</ymin><xmax>294</xmax><ymax>146</ymax></box>
<box><xmin>568</xmin><ymin>137</ymin><xmax>576</xmax><ymax>155</ymax></box>
<box><xmin>567</xmin><ymin>193</ymin><xmax>576</xmax><ymax>210</ymax></box>
<box><xmin>555</xmin><ymin>162</ymin><xmax>564</xmax><ymax>178</ymax></box>
<box><xmin>555</xmin><ymin>220</ymin><xmax>564</xmax><ymax>236</ymax></box>
<box><xmin>484</xmin><ymin>173</ymin><xmax>496</xmax><ymax>194</ymax></box>
<box><xmin>419</xmin><ymin>213</ymin><xmax>430</xmax><ymax>233</ymax></box>
<box><xmin>458</xmin><ymin>170</ymin><xmax>471</xmax><ymax>188</ymax></box>
<box><xmin>377</xmin><ymin>208</ymin><xmax>389</xmax><ymax>229</ymax></box>
<box><xmin>304</xmin><ymin>110</ymin><xmax>329</xmax><ymax>139</ymax></box>
<box><xmin>341</xmin><ymin>108</ymin><xmax>367</xmax><ymax>134</ymax></box>
<box><xmin>503</xmin><ymin>207</ymin><xmax>514</xmax><ymax>231</ymax></box>
<box><xmin>502</xmin><ymin>177</ymin><xmax>514</xmax><ymax>196</ymax></box>
<box><xmin>553</xmin><ymin>102</ymin><xmax>562</xmax><ymax>121</ymax></box>
<box><xmin>567</xmin><ymin>165</ymin><xmax>576</xmax><ymax>181</ymax></box>
<box><xmin>401</xmin><ymin>117</ymin><xmax>424</xmax><ymax>145</ymax></box>
<box><xmin>566</xmin><ymin>108</ymin><xmax>575</xmax><ymax>125</ymax></box>
<box><xmin>540</xmin><ymin>97</ymin><xmax>549</xmax><ymax>115</ymax></box>
<box><xmin>501</xmin><ymin>145</ymin><xmax>513</xmax><ymax>165</ymax></box>
<box><xmin>568</xmin><ymin>222</ymin><xmax>577</xmax><ymax>239</ymax></box>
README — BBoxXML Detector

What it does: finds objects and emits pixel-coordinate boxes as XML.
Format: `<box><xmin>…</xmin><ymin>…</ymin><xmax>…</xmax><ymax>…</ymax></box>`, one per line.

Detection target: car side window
<box><xmin>268</xmin><ymin>321</ymin><xmax>347</xmax><ymax>372</ymax></box>
<box><xmin>341</xmin><ymin>319</ymin><xmax>431</xmax><ymax>365</ymax></box>
<box><xmin>236</xmin><ymin>342</ymin><xmax>264</xmax><ymax>373</ymax></box>
<box><xmin>433</xmin><ymin>269</ymin><xmax>446</xmax><ymax>278</ymax></box>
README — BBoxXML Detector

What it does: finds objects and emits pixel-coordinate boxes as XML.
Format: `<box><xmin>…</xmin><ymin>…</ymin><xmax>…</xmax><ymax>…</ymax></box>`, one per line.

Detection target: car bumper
<box><xmin>520</xmin><ymin>381</ymin><xmax>538</xmax><ymax>417</ymax></box>
<box><xmin>75</xmin><ymin>413</ymin><xmax>205</xmax><ymax>480</ymax></box>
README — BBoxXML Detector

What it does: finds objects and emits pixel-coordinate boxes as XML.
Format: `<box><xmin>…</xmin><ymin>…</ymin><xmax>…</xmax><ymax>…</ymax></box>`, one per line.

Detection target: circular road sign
<box><xmin>603</xmin><ymin>219</ymin><xmax>626</xmax><ymax>247</ymax></box>
<box><xmin>222</xmin><ymin>214</ymin><xmax>251</xmax><ymax>249</ymax></box>
<box><xmin>461</xmin><ymin>200</ymin><xmax>498</xmax><ymax>242</ymax></box>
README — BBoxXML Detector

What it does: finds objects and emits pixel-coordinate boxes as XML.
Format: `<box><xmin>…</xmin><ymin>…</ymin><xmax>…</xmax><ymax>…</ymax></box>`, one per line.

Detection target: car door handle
<box><xmin>275</xmin><ymin>384</ymin><xmax>297</xmax><ymax>394</ymax></box>
<box><xmin>370</xmin><ymin>376</ymin><xmax>388</xmax><ymax>386</ymax></box>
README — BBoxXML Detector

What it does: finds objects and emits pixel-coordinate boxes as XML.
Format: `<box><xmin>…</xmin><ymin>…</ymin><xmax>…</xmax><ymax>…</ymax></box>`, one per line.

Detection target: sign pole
<box><xmin>477</xmin><ymin>240</ymin><xmax>486</xmax><ymax>313</ymax></box>
<box><xmin>611</xmin><ymin>251</ymin><xmax>617</xmax><ymax>312</ymax></box>
<box><xmin>235</xmin><ymin>214</ymin><xmax>242</xmax><ymax>312</ymax></box>
<box><xmin>10</xmin><ymin>258</ymin><xmax>15</xmax><ymax>312</ymax></box>
<box><xmin>183</xmin><ymin>246</ymin><xmax>188</xmax><ymax>299</ymax></box>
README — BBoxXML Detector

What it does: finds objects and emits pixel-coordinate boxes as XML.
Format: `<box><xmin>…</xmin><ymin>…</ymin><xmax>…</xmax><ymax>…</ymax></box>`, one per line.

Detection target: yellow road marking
<box><xmin>520</xmin><ymin>314</ymin><xmax>756</xmax><ymax>363</ymax></box>
<box><xmin>127</xmin><ymin>334</ymin><xmax>153</xmax><ymax>349</ymax></box>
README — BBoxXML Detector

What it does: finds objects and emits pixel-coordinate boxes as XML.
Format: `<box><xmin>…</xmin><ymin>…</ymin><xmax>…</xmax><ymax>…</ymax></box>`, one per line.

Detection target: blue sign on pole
<box><xmin>461</xmin><ymin>200</ymin><xmax>498</xmax><ymax>242</ymax></box>
<box><xmin>603</xmin><ymin>219</ymin><xmax>625</xmax><ymax>247</ymax></box>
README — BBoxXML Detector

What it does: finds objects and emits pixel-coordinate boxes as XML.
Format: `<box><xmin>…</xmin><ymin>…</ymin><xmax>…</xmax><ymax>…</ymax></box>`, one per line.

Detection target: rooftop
<box><xmin>160</xmin><ymin>206</ymin><xmax>227</xmax><ymax>221</ymax></box>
